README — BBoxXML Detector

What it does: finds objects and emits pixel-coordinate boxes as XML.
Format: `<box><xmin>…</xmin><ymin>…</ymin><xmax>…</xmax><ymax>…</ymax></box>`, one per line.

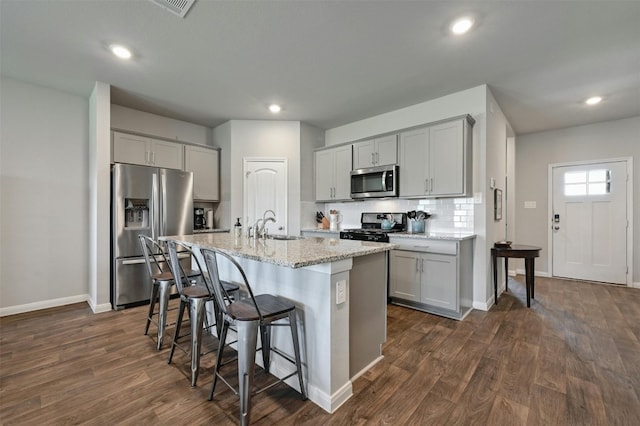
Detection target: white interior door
<box><xmin>551</xmin><ymin>160</ymin><xmax>628</xmax><ymax>284</ymax></box>
<box><xmin>244</xmin><ymin>159</ymin><xmax>287</xmax><ymax>236</ymax></box>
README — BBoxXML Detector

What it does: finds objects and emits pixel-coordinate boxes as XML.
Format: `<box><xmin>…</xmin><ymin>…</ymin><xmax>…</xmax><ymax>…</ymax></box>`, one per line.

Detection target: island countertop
<box><xmin>160</xmin><ymin>233</ymin><xmax>397</xmax><ymax>269</ymax></box>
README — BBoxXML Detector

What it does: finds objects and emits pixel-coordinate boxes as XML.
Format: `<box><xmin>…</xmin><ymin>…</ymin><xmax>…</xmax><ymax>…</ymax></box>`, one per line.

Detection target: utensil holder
<box><xmin>409</xmin><ymin>219</ymin><xmax>425</xmax><ymax>234</ymax></box>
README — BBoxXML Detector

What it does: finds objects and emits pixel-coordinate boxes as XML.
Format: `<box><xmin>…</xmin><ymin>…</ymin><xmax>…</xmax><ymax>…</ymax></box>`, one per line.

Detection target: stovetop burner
<box><xmin>339</xmin><ymin>212</ymin><xmax>407</xmax><ymax>242</ymax></box>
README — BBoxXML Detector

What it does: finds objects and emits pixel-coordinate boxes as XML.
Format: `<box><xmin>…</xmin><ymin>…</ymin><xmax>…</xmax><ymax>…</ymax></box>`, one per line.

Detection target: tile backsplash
<box><xmin>321</xmin><ymin>197</ymin><xmax>474</xmax><ymax>233</ymax></box>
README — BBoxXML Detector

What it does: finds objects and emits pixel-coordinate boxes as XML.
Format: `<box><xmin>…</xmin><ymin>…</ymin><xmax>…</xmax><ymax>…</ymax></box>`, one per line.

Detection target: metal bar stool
<box><xmin>166</xmin><ymin>240</ymin><xmax>239</xmax><ymax>387</ymax></box>
<box><xmin>138</xmin><ymin>235</ymin><xmax>201</xmax><ymax>350</ymax></box>
<box><xmin>201</xmin><ymin>248</ymin><xmax>307</xmax><ymax>426</ymax></box>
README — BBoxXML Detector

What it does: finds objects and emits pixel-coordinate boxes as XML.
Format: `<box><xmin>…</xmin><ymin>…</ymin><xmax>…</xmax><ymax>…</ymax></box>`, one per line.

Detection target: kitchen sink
<box><xmin>266</xmin><ymin>234</ymin><xmax>306</xmax><ymax>241</ymax></box>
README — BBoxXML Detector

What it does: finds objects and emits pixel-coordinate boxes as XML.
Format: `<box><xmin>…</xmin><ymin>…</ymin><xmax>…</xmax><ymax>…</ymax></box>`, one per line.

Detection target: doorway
<box><xmin>550</xmin><ymin>159</ymin><xmax>631</xmax><ymax>285</ymax></box>
<box><xmin>243</xmin><ymin>158</ymin><xmax>288</xmax><ymax>236</ymax></box>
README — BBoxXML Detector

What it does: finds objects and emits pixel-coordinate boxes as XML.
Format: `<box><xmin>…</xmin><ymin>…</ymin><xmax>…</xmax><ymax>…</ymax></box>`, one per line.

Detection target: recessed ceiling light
<box><xmin>585</xmin><ymin>96</ymin><xmax>602</xmax><ymax>105</ymax></box>
<box><xmin>268</xmin><ymin>104</ymin><xmax>282</xmax><ymax>113</ymax></box>
<box><xmin>451</xmin><ymin>17</ymin><xmax>474</xmax><ymax>35</ymax></box>
<box><xmin>110</xmin><ymin>44</ymin><xmax>132</xmax><ymax>59</ymax></box>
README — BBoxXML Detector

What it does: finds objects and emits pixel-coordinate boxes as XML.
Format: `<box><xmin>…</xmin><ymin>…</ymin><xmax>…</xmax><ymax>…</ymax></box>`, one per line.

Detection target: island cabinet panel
<box><xmin>389</xmin><ymin>236</ymin><xmax>474</xmax><ymax>320</ymax></box>
<box><xmin>398</xmin><ymin>115</ymin><xmax>473</xmax><ymax>198</ymax></box>
<box><xmin>352</xmin><ymin>134</ymin><xmax>397</xmax><ymax>169</ymax></box>
<box><xmin>315</xmin><ymin>145</ymin><xmax>352</xmax><ymax>201</ymax></box>
<box><xmin>184</xmin><ymin>145</ymin><xmax>219</xmax><ymax>201</ymax></box>
<box><xmin>112</xmin><ymin>131</ymin><xmax>183</xmax><ymax>170</ymax></box>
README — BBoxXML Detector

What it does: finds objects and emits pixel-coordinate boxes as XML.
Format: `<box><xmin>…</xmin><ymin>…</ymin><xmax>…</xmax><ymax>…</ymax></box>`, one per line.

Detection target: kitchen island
<box><xmin>160</xmin><ymin>232</ymin><xmax>396</xmax><ymax>413</ymax></box>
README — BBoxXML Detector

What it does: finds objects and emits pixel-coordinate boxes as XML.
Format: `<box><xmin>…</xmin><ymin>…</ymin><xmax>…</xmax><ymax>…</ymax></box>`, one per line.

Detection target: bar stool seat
<box><xmin>166</xmin><ymin>240</ymin><xmax>239</xmax><ymax>387</ymax></box>
<box><xmin>139</xmin><ymin>235</ymin><xmax>202</xmax><ymax>350</ymax></box>
<box><xmin>201</xmin><ymin>248</ymin><xmax>307</xmax><ymax>426</ymax></box>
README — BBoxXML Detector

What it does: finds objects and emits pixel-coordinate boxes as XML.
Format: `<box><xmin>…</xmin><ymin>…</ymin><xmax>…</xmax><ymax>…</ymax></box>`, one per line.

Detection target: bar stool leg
<box><xmin>156</xmin><ymin>280</ymin><xmax>172</xmax><ymax>350</ymax></box>
<box><xmin>237</xmin><ymin>320</ymin><xmax>259</xmax><ymax>426</ymax></box>
<box><xmin>145</xmin><ymin>283</ymin><xmax>160</xmax><ymax>335</ymax></box>
<box><xmin>288</xmin><ymin>310</ymin><xmax>307</xmax><ymax>400</ymax></box>
<box><xmin>168</xmin><ymin>299</ymin><xmax>186</xmax><ymax>365</ymax></box>
<box><xmin>190</xmin><ymin>297</ymin><xmax>206</xmax><ymax>387</ymax></box>
<box><xmin>260</xmin><ymin>324</ymin><xmax>272</xmax><ymax>373</ymax></box>
<box><xmin>208</xmin><ymin>320</ymin><xmax>229</xmax><ymax>401</ymax></box>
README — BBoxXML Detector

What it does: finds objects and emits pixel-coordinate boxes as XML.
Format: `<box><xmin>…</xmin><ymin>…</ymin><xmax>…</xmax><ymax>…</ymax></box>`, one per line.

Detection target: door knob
<box><xmin>553</xmin><ymin>225</ymin><xmax>560</xmax><ymax>230</ymax></box>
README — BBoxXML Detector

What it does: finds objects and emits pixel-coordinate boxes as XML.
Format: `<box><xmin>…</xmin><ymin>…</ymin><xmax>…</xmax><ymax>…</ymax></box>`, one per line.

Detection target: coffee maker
<box><xmin>194</xmin><ymin>208</ymin><xmax>206</xmax><ymax>230</ymax></box>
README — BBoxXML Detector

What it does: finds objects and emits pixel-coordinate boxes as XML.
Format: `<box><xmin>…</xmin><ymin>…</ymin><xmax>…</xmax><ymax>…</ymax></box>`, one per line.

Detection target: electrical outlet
<box><xmin>336</xmin><ymin>280</ymin><xmax>346</xmax><ymax>305</ymax></box>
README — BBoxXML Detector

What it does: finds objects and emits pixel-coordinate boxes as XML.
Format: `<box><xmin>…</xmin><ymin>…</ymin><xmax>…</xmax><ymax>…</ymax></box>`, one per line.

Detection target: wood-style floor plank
<box><xmin>2</xmin><ymin>276</ymin><xmax>640</xmax><ymax>424</ymax></box>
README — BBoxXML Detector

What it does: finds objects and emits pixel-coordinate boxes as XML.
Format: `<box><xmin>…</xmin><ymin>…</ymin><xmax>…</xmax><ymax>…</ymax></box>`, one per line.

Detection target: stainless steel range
<box><xmin>340</xmin><ymin>212</ymin><xmax>406</xmax><ymax>243</ymax></box>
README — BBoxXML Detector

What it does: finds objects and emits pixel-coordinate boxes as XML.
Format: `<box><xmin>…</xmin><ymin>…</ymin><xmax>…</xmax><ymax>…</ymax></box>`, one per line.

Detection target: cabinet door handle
<box><xmin>376</xmin><ymin>152</ymin><xmax>379</xmax><ymax>164</ymax></box>
<box><xmin>430</xmin><ymin>178</ymin><xmax>433</xmax><ymax>193</ymax></box>
<box><xmin>371</xmin><ymin>152</ymin><xmax>375</xmax><ymax>165</ymax></box>
<box><xmin>152</xmin><ymin>151</ymin><xmax>156</xmax><ymax>165</ymax></box>
<box><xmin>424</xmin><ymin>179</ymin><xmax>428</xmax><ymax>193</ymax></box>
<box><xmin>416</xmin><ymin>258</ymin><xmax>419</xmax><ymax>272</ymax></box>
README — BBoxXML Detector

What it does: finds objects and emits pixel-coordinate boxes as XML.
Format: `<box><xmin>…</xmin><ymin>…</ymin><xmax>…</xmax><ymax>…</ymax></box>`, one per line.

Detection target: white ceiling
<box><xmin>1</xmin><ymin>0</ymin><xmax>639</xmax><ymax>135</ymax></box>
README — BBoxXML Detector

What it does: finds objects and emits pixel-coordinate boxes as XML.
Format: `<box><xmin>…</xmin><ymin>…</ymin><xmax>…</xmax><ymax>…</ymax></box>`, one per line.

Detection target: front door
<box><xmin>551</xmin><ymin>160</ymin><xmax>628</xmax><ymax>284</ymax></box>
<box><xmin>243</xmin><ymin>159</ymin><xmax>287</xmax><ymax>236</ymax></box>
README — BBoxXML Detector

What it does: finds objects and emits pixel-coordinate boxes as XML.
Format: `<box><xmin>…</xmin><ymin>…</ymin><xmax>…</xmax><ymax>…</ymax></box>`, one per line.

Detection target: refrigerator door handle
<box><xmin>161</xmin><ymin>172</ymin><xmax>167</xmax><ymax>237</ymax></box>
<box><xmin>152</xmin><ymin>172</ymin><xmax>159</xmax><ymax>243</ymax></box>
<box><xmin>122</xmin><ymin>258</ymin><xmax>147</xmax><ymax>265</ymax></box>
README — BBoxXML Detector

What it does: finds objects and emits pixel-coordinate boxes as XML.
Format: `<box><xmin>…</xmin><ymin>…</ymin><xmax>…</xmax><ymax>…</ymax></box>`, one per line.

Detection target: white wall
<box><xmin>88</xmin><ymin>82</ymin><xmax>112</xmax><ymax>313</ymax></box>
<box><xmin>213</xmin><ymin>121</ymin><xmax>232</xmax><ymax>229</ymax></box>
<box><xmin>111</xmin><ymin>104</ymin><xmax>212</xmax><ymax>146</ymax></box>
<box><xmin>484</xmin><ymin>88</ymin><xmax>515</xmax><ymax>302</ymax></box>
<box><xmin>224</xmin><ymin>120</ymin><xmax>302</xmax><ymax>234</ymax></box>
<box><xmin>325</xmin><ymin>86</ymin><xmax>487</xmax><ymax>146</ymax></box>
<box><xmin>516</xmin><ymin>116</ymin><xmax>640</xmax><ymax>284</ymax></box>
<box><xmin>1</xmin><ymin>77</ymin><xmax>89</xmax><ymax>314</ymax></box>
<box><xmin>300</xmin><ymin>122</ymin><xmax>326</xmax><ymax>229</ymax></box>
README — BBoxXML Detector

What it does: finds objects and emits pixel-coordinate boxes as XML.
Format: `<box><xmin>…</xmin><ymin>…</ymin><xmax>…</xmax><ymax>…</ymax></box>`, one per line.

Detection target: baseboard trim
<box><xmin>350</xmin><ymin>355</ymin><xmax>384</xmax><ymax>382</ymax></box>
<box><xmin>514</xmin><ymin>269</ymin><xmax>549</xmax><ymax>277</ymax></box>
<box><xmin>0</xmin><ymin>294</ymin><xmax>89</xmax><ymax>317</ymax></box>
<box><xmin>473</xmin><ymin>299</ymin><xmax>492</xmax><ymax>311</ymax></box>
<box><xmin>87</xmin><ymin>298</ymin><xmax>113</xmax><ymax>314</ymax></box>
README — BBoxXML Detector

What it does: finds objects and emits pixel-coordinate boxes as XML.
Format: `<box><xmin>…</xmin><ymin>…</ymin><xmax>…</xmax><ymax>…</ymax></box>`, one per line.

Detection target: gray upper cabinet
<box><xmin>184</xmin><ymin>145</ymin><xmax>219</xmax><ymax>201</ymax></box>
<box><xmin>399</xmin><ymin>116</ymin><xmax>473</xmax><ymax>198</ymax></box>
<box><xmin>352</xmin><ymin>134</ymin><xmax>398</xmax><ymax>169</ymax></box>
<box><xmin>315</xmin><ymin>145</ymin><xmax>352</xmax><ymax>201</ymax></box>
<box><xmin>112</xmin><ymin>131</ymin><xmax>183</xmax><ymax>170</ymax></box>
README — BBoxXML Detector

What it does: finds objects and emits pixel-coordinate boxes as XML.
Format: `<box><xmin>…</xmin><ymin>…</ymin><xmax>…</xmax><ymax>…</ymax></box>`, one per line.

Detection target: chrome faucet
<box><xmin>253</xmin><ymin>209</ymin><xmax>276</xmax><ymax>239</ymax></box>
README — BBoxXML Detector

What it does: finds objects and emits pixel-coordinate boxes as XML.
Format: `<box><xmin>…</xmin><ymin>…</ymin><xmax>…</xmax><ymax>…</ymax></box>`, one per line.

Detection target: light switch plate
<box><xmin>524</xmin><ymin>201</ymin><xmax>537</xmax><ymax>209</ymax></box>
<box><xmin>336</xmin><ymin>280</ymin><xmax>346</xmax><ymax>304</ymax></box>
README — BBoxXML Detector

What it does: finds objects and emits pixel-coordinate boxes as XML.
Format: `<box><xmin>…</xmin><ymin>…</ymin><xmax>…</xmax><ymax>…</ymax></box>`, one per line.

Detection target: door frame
<box><xmin>242</xmin><ymin>157</ymin><xmax>288</xmax><ymax>234</ymax></box>
<box><xmin>547</xmin><ymin>157</ymin><xmax>633</xmax><ymax>286</ymax></box>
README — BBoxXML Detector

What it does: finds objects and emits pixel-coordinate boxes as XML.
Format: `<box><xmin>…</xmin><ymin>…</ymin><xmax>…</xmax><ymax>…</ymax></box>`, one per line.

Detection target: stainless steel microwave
<box><xmin>350</xmin><ymin>164</ymin><xmax>399</xmax><ymax>199</ymax></box>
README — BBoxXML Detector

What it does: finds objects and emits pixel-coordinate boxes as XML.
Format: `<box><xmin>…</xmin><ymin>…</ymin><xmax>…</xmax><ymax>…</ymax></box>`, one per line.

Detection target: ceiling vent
<box><xmin>150</xmin><ymin>0</ymin><xmax>196</xmax><ymax>18</ymax></box>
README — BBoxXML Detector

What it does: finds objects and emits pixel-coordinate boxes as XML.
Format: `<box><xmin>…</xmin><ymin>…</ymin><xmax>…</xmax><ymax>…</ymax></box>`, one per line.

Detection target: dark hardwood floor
<box><xmin>2</xmin><ymin>275</ymin><xmax>639</xmax><ymax>425</ymax></box>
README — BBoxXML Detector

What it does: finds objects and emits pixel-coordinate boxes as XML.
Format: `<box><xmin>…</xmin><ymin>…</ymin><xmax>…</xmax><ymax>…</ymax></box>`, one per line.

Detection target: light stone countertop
<box><xmin>192</xmin><ymin>228</ymin><xmax>230</xmax><ymax>234</ymax></box>
<box><xmin>302</xmin><ymin>228</ymin><xmax>476</xmax><ymax>241</ymax></box>
<box><xmin>390</xmin><ymin>232</ymin><xmax>476</xmax><ymax>241</ymax></box>
<box><xmin>160</xmin><ymin>232</ymin><xmax>396</xmax><ymax>269</ymax></box>
<box><xmin>300</xmin><ymin>228</ymin><xmax>340</xmax><ymax>234</ymax></box>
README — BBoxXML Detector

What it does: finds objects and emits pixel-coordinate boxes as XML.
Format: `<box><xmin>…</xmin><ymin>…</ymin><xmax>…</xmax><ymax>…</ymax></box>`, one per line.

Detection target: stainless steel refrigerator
<box><xmin>111</xmin><ymin>163</ymin><xmax>194</xmax><ymax>309</ymax></box>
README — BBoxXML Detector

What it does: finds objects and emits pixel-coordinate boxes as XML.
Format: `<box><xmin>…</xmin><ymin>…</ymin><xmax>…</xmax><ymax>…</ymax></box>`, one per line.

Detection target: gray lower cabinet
<box><xmin>389</xmin><ymin>237</ymin><xmax>474</xmax><ymax>320</ymax></box>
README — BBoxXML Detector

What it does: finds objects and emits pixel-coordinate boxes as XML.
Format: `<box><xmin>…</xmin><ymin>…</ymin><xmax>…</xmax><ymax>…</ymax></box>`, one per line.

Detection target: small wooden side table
<box><xmin>491</xmin><ymin>244</ymin><xmax>541</xmax><ymax>307</ymax></box>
